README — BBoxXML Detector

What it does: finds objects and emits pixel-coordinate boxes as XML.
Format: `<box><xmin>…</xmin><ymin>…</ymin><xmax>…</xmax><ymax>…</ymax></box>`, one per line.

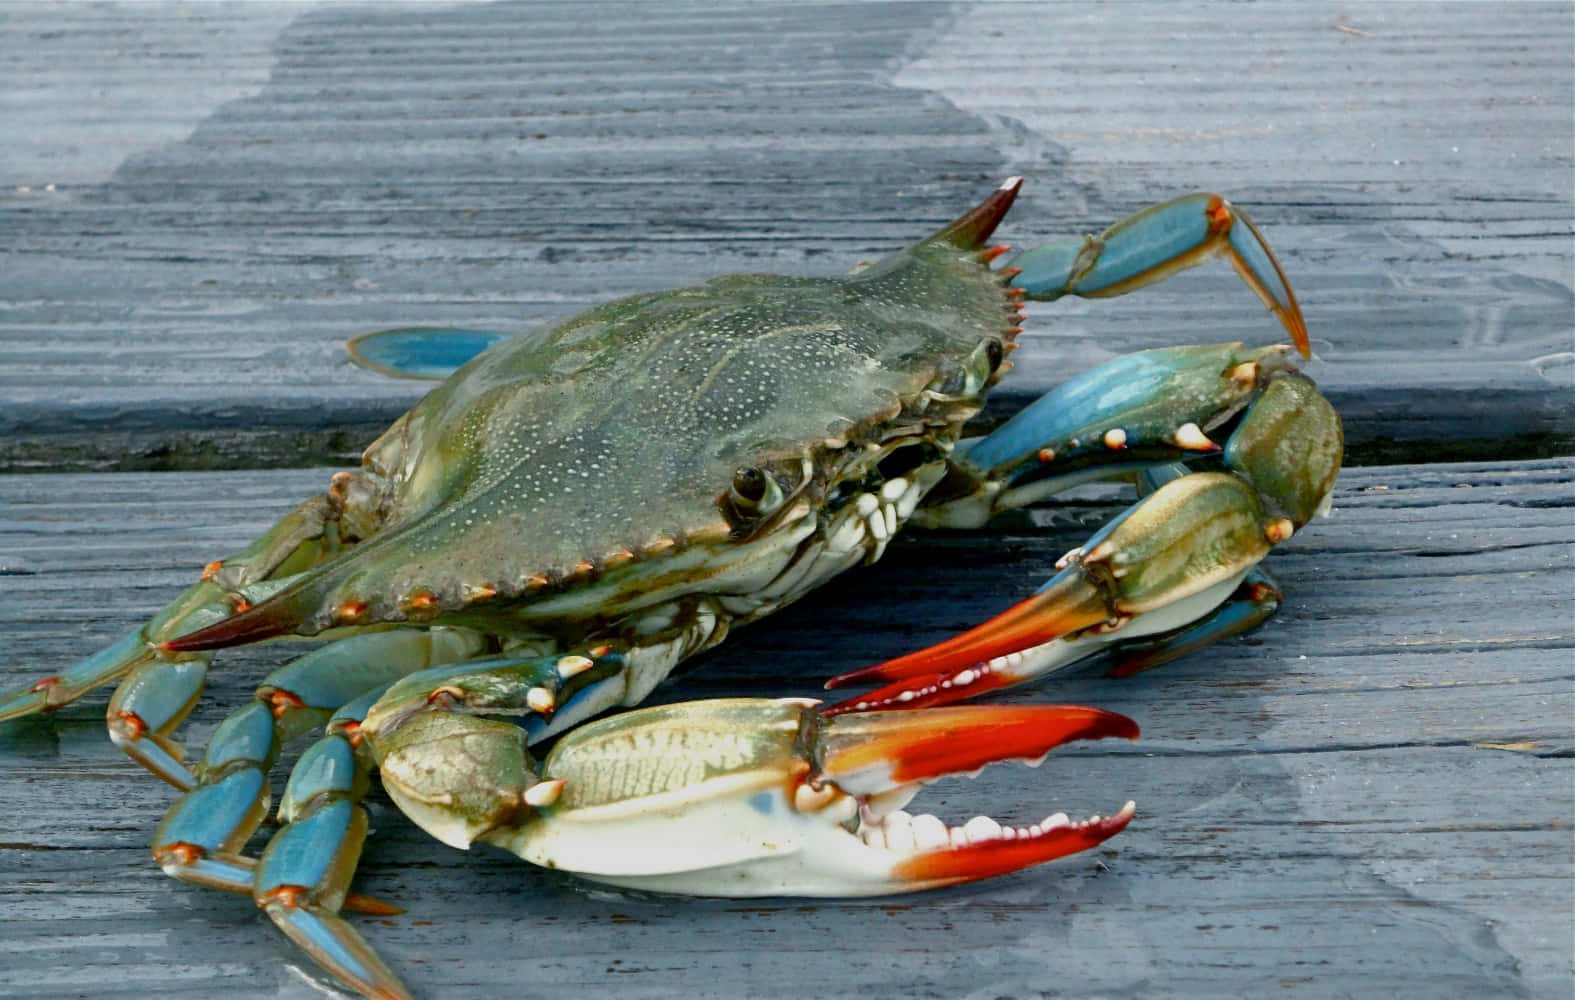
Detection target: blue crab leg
<box><xmin>152</xmin><ymin>629</ymin><xmax>483</xmax><ymax>896</ymax></box>
<box><xmin>1006</xmin><ymin>191</ymin><xmax>1309</xmax><ymax>354</ymax></box>
<box><xmin>827</xmin><ymin>372</ymin><xmax>1341</xmax><ymax>710</ymax></box>
<box><xmin>345</xmin><ymin>326</ymin><xmax>511</xmax><ymax>380</ymax></box>
<box><xmin>104</xmin><ymin>657</ymin><xmax>212</xmax><ymax>789</ymax></box>
<box><xmin>1</xmin><ymin>479</ymin><xmax>364</xmax><ymax>733</ymax></box>
<box><xmin>0</xmin><ymin>590</ymin><xmax>228</xmax><ymax>725</ymax></box>
<box><xmin>1</xmin><ymin>581</ymin><xmax>243</xmax><ymax>781</ymax></box>
<box><xmin>97</xmin><ymin>575</ymin><xmax>307</xmax><ymax>787</ymax></box>
<box><xmin>1105</xmin><ymin>566</ymin><xmax>1283</xmax><ymax>678</ymax></box>
<box><xmin>255</xmin><ymin>695</ymin><xmax>411</xmax><ymax>1000</ymax></box>
<box><xmin>941</xmin><ymin>342</ymin><xmax>1300</xmax><ymax>519</ymax></box>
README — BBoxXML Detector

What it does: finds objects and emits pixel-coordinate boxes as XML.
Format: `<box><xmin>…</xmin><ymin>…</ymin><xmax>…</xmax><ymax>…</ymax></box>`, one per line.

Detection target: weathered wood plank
<box><xmin>1</xmin><ymin>2</ymin><xmax>1570</xmax><ymax>471</ymax></box>
<box><xmin>2</xmin><ymin>3</ymin><xmax>1570</xmax><ymax>999</ymax></box>
<box><xmin>1</xmin><ymin>459</ymin><xmax>1569</xmax><ymax>998</ymax></box>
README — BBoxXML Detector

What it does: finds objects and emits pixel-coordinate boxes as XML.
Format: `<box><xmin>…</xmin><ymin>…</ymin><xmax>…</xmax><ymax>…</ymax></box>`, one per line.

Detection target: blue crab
<box><xmin>0</xmin><ymin>178</ymin><xmax>1340</xmax><ymax>999</ymax></box>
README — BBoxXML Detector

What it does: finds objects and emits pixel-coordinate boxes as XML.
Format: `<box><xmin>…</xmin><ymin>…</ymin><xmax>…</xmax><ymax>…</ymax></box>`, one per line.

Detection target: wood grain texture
<box><xmin>1</xmin><ymin>460</ymin><xmax>1570</xmax><ymax>998</ymax></box>
<box><xmin>0</xmin><ymin>2</ymin><xmax>1570</xmax><ymax>468</ymax></box>
<box><xmin>1</xmin><ymin>3</ymin><xmax>1571</xmax><ymax>999</ymax></box>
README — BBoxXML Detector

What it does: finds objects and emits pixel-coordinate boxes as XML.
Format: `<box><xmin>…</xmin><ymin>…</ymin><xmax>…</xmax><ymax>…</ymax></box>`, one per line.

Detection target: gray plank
<box><xmin>2</xmin><ymin>2</ymin><xmax>1571</xmax><ymax>471</ymax></box>
<box><xmin>1</xmin><ymin>3</ymin><xmax>1570</xmax><ymax>999</ymax></box>
<box><xmin>1</xmin><ymin>459</ymin><xmax>1570</xmax><ymax>998</ymax></box>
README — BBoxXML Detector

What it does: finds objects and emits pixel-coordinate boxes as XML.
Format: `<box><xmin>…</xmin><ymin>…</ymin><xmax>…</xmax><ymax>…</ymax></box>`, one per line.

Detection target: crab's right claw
<box><xmin>488</xmin><ymin>698</ymin><xmax>1137</xmax><ymax>896</ymax></box>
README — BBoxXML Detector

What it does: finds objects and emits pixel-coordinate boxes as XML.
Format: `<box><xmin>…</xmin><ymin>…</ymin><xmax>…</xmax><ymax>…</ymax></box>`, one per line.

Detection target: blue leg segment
<box><xmin>0</xmin><ymin>630</ymin><xmax>163</xmax><ymax>723</ymax></box>
<box><xmin>1</xmin><ymin>474</ymin><xmax>376</xmax><ymax>784</ymax></box>
<box><xmin>346</xmin><ymin>326</ymin><xmax>511</xmax><ymax>380</ymax></box>
<box><xmin>1006</xmin><ymin>192</ymin><xmax>1308</xmax><ymax>354</ymax></box>
<box><xmin>363</xmin><ymin>644</ymin><xmax>628</xmax><ymax>746</ymax></box>
<box><xmin>104</xmin><ymin>656</ymin><xmax>210</xmax><ymax>790</ymax></box>
<box><xmin>96</xmin><ymin>574</ymin><xmax>315</xmax><ymax>787</ymax></box>
<box><xmin>256</xmin><ymin>699</ymin><xmax>411</xmax><ymax>1000</ymax></box>
<box><xmin>0</xmin><ymin>592</ymin><xmax>226</xmax><ymax>728</ymax></box>
<box><xmin>151</xmin><ymin>629</ymin><xmax>484</xmax><ymax>898</ymax></box>
<box><xmin>952</xmin><ymin>342</ymin><xmax>1298</xmax><ymax>512</ymax></box>
<box><xmin>151</xmin><ymin>702</ymin><xmax>275</xmax><ymax>891</ymax></box>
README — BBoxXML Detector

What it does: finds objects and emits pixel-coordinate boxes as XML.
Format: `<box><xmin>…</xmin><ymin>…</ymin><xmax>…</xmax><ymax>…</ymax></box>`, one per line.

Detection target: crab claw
<box><xmin>482</xmin><ymin>698</ymin><xmax>1137</xmax><ymax>896</ymax></box>
<box><xmin>827</xmin><ymin>470</ymin><xmax>1286</xmax><ymax>709</ymax></box>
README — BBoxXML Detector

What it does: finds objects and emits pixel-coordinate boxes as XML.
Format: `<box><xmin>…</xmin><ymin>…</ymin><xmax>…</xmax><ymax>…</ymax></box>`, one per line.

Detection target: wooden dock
<box><xmin>1</xmin><ymin>4</ymin><xmax>1570</xmax><ymax>998</ymax></box>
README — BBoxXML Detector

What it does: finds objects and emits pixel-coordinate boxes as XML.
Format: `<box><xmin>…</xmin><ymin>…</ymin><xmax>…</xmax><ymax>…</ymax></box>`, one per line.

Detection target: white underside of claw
<box><xmin>492</xmin><ymin>738</ymin><xmax>1128</xmax><ymax>898</ymax></box>
<box><xmin>524</xmin><ymin>784</ymin><xmax>1134</xmax><ymax>898</ymax></box>
<box><xmin>491</xmin><ymin>778</ymin><xmax>908</xmax><ymax>893</ymax></box>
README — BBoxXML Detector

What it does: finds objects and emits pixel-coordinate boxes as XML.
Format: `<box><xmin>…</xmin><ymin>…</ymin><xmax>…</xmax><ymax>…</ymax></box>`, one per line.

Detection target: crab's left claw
<box><xmin>828</xmin><ymin>364</ymin><xmax>1342</xmax><ymax>711</ymax></box>
<box><xmin>485</xmin><ymin>698</ymin><xmax>1137</xmax><ymax>896</ymax></box>
<box><xmin>826</xmin><ymin>471</ymin><xmax>1285</xmax><ymax>711</ymax></box>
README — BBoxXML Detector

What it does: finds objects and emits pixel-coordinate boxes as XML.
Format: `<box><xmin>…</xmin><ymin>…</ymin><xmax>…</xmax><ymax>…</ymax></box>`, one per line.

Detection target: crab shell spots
<box><xmin>203</xmin><ymin>213</ymin><xmax>1020</xmax><ymax>638</ymax></box>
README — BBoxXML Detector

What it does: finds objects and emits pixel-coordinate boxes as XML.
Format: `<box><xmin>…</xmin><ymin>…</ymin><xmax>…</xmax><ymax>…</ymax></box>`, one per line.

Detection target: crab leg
<box><xmin>345</xmin><ymin>326</ymin><xmax>511</xmax><ymax>380</ymax></box>
<box><xmin>255</xmin><ymin>691</ymin><xmax>411</xmax><ymax>1000</ymax></box>
<box><xmin>922</xmin><ymin>342</ymin><xmax>1302</xmax><ymax>527</ymax></box>
<box><xmin>1005</xmin><ymin>190</ymin><xmax>1308</xmax><ymax>352</ymax></box>
<box><xmin>0</xmin><ymin>485</ymin><xmax>364</xmax><ymax>770</ymax></box>
<box><xmin>828</xmin><ymin>369</ymin><xmax>1341</xmax><ymax>710</ymax></box>
<box><xmin>152</xmin><ymin>629</ymin><xmax>482</xmax><ymax>895</ymax></box>
<box><xmin>0</xmin><ymin>600</ymin><xmax>219</xmax><ymax>725</ymax></box>
<box><xmin>1105</xmin><ymin>565</ymin><xmax>1284</xmax><ymax>678</ymax></box>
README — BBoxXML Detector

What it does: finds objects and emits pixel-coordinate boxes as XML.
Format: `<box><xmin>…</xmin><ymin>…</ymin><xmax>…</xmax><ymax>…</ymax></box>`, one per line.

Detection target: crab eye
<box><xmin>948</xmin><ymin>337</ymin><xmax>1004</xmax><ymax>397</ymax></box>
<box><xmin>733</xmin><ymin>466</ymin><xmax>767</xmax><ymax>502</ymax></box>
<box><xmin>729</xmin><ymin>465</ymin><xmax>784</xmax><ymax>518</ymax></box>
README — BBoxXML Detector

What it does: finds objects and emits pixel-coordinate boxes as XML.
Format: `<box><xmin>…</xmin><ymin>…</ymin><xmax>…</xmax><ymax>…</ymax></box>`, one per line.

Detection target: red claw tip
<box><xmin>893</xmin><ymin>801</ymin><xmax>1136</xmax><ymax>886</ymax></box>
<box><xmin>820</xmin><ymin>704</ymin><xmax>1138</xmax><ymax>786</ymax></box>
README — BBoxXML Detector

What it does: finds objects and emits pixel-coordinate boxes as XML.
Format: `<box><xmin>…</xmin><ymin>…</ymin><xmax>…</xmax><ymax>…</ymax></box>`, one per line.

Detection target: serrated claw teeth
<box><xmin>853</xmin><ymin>804</ymin><xmax>1125</xmax><ymax>856</ymax></box>
<box><xmin>909</xmin><ymin>814</ymin><xmax>950</xmax><ymax>851</ymax></box>
<box><xmin>962</xmin><ymin>815</ymin><xmax>1003</xmax><ymax>842</ymax></box>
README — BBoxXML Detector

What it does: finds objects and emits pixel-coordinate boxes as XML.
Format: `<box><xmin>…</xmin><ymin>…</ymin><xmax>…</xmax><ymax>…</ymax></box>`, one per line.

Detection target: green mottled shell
<box><xmin>290</xmin><ymin>235</ymin><xmax>1012</xmax><ymax>631</ymax></box>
